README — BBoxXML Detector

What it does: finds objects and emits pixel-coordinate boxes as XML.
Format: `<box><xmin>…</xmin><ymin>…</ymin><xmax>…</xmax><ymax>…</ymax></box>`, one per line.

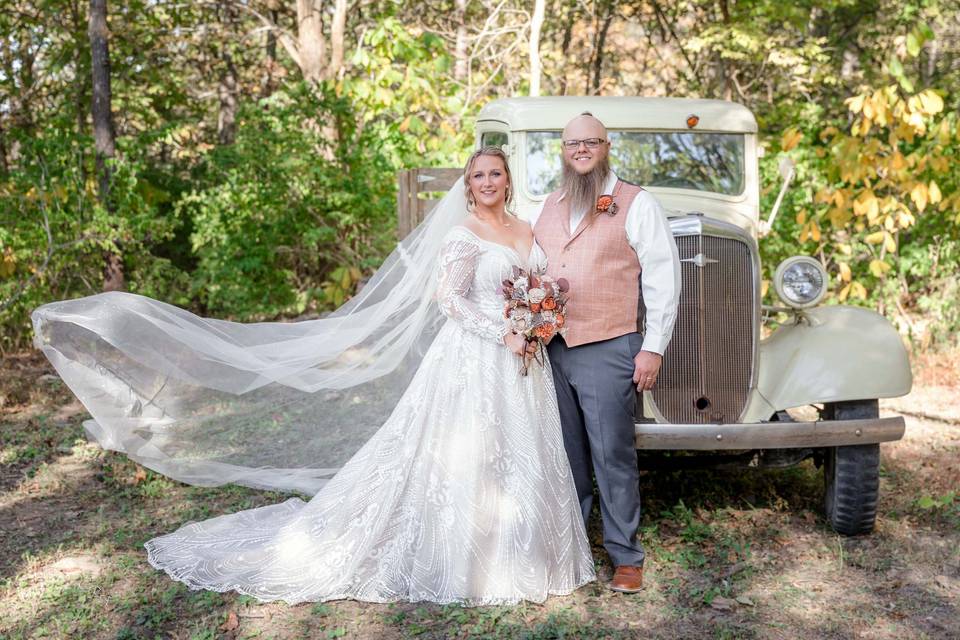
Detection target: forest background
<box><xmin>1</xmin><ymin>0</ymin><xmax>958</xmax><ymax>354</ymax></box>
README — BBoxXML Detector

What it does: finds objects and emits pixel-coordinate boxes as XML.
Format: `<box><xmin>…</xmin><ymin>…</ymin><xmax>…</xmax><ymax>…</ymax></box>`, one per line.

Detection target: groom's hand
<box><xmin>633</xmin><ymin>350</ymin><xmax>662</xmax><ymax>391</ymax></box>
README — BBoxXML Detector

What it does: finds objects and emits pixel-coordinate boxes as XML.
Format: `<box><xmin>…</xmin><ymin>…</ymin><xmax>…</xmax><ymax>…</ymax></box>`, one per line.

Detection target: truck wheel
<box><xmin>822</xmin><ymin>400</ymin><xmax>881</xmax><ymax>535</ymax></box>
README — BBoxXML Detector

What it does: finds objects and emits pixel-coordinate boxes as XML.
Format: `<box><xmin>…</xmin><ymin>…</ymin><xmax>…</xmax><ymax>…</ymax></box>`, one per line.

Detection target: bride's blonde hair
<box><xmin>463</xmin><ymin>147</ymin><xmax>515</xmax><ymax>212</ymax></box>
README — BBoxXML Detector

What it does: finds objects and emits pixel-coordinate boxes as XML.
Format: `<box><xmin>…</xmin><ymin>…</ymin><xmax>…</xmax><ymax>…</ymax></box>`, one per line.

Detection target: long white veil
<box><xmin>31</xmin><ymin>179</ymin><xmax>469</xmax><ymax>495</ymax></box>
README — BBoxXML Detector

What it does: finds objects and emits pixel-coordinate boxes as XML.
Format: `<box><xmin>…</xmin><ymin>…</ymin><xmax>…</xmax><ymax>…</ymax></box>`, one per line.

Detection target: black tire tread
<box><xmin>828</xmin><ymin>444</ymin><xmax>880</xmax><ymax>535</ymax></box>
<box><xmin>824</xmin><ymin>400</ymin><xmax>881</xmax><ymax>536</ymax></box>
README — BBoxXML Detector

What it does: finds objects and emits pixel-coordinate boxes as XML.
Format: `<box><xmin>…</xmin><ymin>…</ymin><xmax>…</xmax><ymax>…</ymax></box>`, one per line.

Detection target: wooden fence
<box><xmin>396</xmin><ymin>167</ymin><xmax>461</xmax><ymax>239</ymax></box>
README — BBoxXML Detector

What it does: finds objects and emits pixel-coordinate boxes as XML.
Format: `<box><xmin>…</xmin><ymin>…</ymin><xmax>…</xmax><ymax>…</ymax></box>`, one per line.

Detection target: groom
<box><xmin>529</xmin><ymin>112</ymin><xmax>681</xmax><ymax>592</ymax></box>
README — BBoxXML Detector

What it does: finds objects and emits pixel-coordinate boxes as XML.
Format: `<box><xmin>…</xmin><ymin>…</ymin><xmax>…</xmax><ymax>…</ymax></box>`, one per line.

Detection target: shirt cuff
<box><xmin>640</xmin><ymin>331</ymin><xmax>669</xmax><ymax>355</ymax></box>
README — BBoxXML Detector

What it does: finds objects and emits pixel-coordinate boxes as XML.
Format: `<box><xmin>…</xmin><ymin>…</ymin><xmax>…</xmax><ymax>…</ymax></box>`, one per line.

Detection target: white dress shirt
<box><xmin>526</xmin><ymin>172</ymin><xmax>682</xmax><ymax>355</ymax></box>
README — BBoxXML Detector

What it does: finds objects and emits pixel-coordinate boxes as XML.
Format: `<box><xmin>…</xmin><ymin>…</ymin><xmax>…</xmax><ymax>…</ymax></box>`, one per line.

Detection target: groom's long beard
<box><xmin>561</xmin><ymin>157</ymin><xmax>611</xmax><ymax>218</ymax></box>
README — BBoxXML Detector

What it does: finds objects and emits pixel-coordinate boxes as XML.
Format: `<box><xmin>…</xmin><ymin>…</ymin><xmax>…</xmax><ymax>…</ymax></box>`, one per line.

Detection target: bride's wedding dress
<box><xmin>144</xmin><ymin>226</ymin><xmax>596</xmax><ymax>605</ymax></box>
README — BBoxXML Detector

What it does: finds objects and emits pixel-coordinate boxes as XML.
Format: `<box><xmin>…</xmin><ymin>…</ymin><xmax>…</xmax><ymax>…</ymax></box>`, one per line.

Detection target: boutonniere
<box><xmin>596</xmin><ymin>194</ymin><xmax>618</xmax><ymax>216</ymax></box>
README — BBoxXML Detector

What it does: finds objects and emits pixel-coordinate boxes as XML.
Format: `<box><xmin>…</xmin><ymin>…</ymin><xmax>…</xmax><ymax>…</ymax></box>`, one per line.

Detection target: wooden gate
<box><xmin>396</xmin><ymin>167</ymin><xmax>461</xmax><ymax>239</ymax></box>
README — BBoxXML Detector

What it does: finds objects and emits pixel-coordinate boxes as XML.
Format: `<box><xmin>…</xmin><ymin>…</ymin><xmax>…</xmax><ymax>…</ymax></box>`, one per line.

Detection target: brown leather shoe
<box><xmin>609</xmin><ymin>565</ymin><xmax>644</xmax><ymax>593</ymax></box>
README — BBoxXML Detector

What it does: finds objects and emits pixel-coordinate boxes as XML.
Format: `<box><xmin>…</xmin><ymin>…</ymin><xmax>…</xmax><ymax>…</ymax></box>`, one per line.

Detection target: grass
<box><xmin>1</xmin><ymin>349</ymin><xmax>959</xmax><ymax>639</ymax></box>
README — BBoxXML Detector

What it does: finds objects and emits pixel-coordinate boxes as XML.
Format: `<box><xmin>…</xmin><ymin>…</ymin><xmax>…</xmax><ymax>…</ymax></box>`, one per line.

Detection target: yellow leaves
<box><xmin>799</xmin><ymin>219</ymin><xmax>821</xmax><ymax>243</ymax></box>
<box><xmin>833</xmin><ymin>190</ymin><xmax>848</xmax><ymax>209</ymax></box>
<box><xmin>884</xmin><ymin>231</ymin><xmax>897</xmax><ymax>254</ymax></box>
<box><xmin>795</xmin><ymin>209</ymin><xmax>806</xmax><ymax>225</ymax></box>
<box><xmin>916</xmin><ymin>89</ymin><xmax>944</xmax><ymax>116</ymax></box>
<box><xmin>897</xmin><ymin>208</ymin><xmax>916</xmax><ymax>229</ymax></box>
<box><xmin>838</xmin><ymin>262</ymin><xmax>852</xmax><ymax>282</ymax></box>
<box><xmin>440</xmin><ymin>121</ymin><xmax>457</xmax><ymax>137</ymax></box>
<box><xmin>865</xmin><ymin>230</ymin><xmax>897</xmax><ymax>253</ymax></box>
<box><xmin>827</xmin><ymin>207</ymin><xmax>851</xmax><ymax>228</ymax></box>
<box><xmin>869</xmin><ymin>259</ymin><xmax>892</xmax><ymax>278</ymax></box>
<box><xmin>846</xmin><ymin>94</ymin><xmax>866</xmax><ymax>114</ymax></box>
<box><xmin>853</xmin><ymin>190</ymin><xmax>879</xmax><ymax>221</ymax></box>
<box><xmin>838</xmin><ymin>281</ymin><xmax>868</xmax><ymax>302</ymax></box>
<box><xmin>0</xmin><ymin>247</ymin><xmax>15</xmax><ymax>278</ymax></box>
<box><xmin>929</xmin><ymin>181</ymin><xmax>942</xmax><ymax>205</ymax></box>
<box><xmin>818</xmin><ymin>84</ymin><xmax>955</xmax><ymax>300</ymax></box>
<box><xmin>781</xmin><ymin>127</ymin><xmax>802</xmax><ymax>152</ymax></box>
<box><xmin>930</xmin><ymin>155</ymin><xmax>949</xmax><ymax>173</ymax></box>
<box><xmin>889</xmin><ymin>151</ymin><xmax>907</xmax><ymax>172</ymax></box>
<box><xmin>910</xmin><ymin>182</ymin><xmax>929</xmax><ymax>212</ymax></box>
<box><xmin>938</xmin><ymin>118</ymin><xmax>952</xmax><ymax>145</ymax></box>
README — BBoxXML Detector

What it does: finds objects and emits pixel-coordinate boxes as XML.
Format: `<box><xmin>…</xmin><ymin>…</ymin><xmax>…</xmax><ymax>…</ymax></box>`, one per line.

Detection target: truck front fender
<box><xmin>756</xmin><ymin>306</ymin><xmax>912</xmax><ymax>412</ymax></box>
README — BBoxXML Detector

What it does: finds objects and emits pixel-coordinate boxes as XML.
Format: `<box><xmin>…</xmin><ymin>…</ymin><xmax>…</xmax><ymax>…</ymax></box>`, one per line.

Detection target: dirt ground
<box><xmin>1</xmin><ymin>348</ymin><xmax>958</xmax><ymax>640</ymax></box>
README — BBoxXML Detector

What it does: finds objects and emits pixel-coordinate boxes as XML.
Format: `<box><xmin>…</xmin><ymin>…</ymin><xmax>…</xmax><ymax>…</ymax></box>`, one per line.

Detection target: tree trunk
<box><xmin>218</xmin><ymin>1</ymin><xmax>238</xmax><ymax>144</ymax></box>
<box><xmin>328</xmin><ymin>0</ymin><xmax>348</xmax><ymax>78</ymax></box>
<box><xmin>529</xmin><ymin>0</ymin><xmax>546</xmax><ymax>95</ymax></box>
<box><xmin>296</xmin><ymin>0</ymin><xmax>327</xmax><ymax>84</ymax></box>
<box><xmin>589</xmin><ymin>2</ymin><xmax>613</xmax><ymax>95</ymax></box>
<box><xmin>261</xmin><ymin>3</ymin><xmax>280</xmax><ymax>97</ymax></box>
<box><xmin>88</xmin><ymin>0</ymin><xmax>123</xmax><ymax>291</ymax></box>
<box><xmin>558</xmin><ymin>1</ymin><xmax>575</xmax><ymax>95</ymax></box>
<box><xmin>218</xmin><ymin>54</ymin><xmax>238</xmax><ymax>144</ymax></box>
<box><xmin>454</xmin><ymin>0</ymin><xmax>468</xmax><ymax>82</ymax></box>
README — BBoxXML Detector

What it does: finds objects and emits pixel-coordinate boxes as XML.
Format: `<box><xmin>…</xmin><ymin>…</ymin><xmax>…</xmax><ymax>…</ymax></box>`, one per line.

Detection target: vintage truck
<box><xmin>473</xmin><ymin>96</ymin><xmax>913</xmax><ymax>535</ymax></box>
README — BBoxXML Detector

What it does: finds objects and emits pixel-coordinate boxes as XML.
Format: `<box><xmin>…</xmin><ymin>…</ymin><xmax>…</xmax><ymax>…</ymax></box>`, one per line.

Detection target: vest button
<box><xmin>561</xmin><ymin>263</ymin><xmax>566</xmax><ymax>268</ymax></box>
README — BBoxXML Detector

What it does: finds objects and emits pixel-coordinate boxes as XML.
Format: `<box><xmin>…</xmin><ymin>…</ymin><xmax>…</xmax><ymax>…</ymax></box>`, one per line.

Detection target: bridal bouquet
<box><xmin>499</xmin><ymin>266</ymin><xmax>570</xmax><ymax>376</ymax></box>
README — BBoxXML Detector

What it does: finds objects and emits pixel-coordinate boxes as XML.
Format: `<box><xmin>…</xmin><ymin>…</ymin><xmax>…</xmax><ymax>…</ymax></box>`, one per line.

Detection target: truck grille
<box><xmin>639</xmin><ymin>227</ymin><xmax>757</xmax><ymax>424</ymax></box>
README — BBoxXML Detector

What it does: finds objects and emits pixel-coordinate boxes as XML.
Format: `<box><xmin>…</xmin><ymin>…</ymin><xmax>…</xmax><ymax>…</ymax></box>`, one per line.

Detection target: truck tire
<box><xmin>822</xmin><ymin>400</ymin><xmax>881</xmax><ymax>535</ymax></box>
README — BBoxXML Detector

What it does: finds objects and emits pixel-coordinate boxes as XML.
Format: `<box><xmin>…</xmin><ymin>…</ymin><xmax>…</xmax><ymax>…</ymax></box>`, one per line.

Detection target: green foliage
<box><xmin>179</xmin><ymin>83</ymin><xmax>396</xmax><ymax>319</ymax></box>
<box><xmin>342</xmin><ymin>16</ymin><xmax>472</xmax><ymax>166</ymax></box>
<box><xmin>0</xmin><ymin>129</ymin><xmax>184</xmax><ymax>351</ymax></box>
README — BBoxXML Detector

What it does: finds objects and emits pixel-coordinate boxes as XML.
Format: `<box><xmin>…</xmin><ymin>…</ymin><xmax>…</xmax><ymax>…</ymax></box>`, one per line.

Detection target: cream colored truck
<box><xmin>475</xmin><ymin>96</ymin><xmax>912</xmax><ymax>535</ymax></box>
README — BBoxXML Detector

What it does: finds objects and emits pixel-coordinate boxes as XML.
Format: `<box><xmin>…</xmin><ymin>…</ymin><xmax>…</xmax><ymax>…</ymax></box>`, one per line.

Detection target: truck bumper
<box><xmin>634</xmin><ymin>416</ymin><xmax>905</xmax><ymax>450</ymax></box>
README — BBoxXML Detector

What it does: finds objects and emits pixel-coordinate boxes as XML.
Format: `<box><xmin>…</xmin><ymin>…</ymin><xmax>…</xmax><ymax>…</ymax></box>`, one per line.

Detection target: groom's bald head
<box><xmin>562</xmin><ymin>112</ymin><xmax>608</xmax><ymax>142</ymax></box>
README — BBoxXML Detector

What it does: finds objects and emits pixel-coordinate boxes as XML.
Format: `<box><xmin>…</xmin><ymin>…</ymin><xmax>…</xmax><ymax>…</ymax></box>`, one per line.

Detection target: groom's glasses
<box><xmin>561</xmin><ymin>138</ymin><xmax>606</xmax><ymax>150</ymax></box>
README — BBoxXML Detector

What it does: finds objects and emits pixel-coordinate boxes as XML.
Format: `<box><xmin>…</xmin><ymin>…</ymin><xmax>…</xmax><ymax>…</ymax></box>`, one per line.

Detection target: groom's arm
<box><xmin>625</xmin><ymin>191</ymin><xmax>682</xmax><ymax>356</ymax></box>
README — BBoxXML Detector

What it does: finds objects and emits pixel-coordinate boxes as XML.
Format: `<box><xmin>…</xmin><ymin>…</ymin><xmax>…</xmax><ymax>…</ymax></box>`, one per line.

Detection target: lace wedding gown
<box><xmin>144</xmin><ymin>226</ymin><xmax>596</xmax><ymax>605</ymax></box>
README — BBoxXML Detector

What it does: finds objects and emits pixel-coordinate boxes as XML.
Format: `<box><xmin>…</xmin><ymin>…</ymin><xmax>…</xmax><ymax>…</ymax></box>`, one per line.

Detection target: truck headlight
<box><xmin>774</xmin><ymin>256</ymin><xmax>827</xmax><ymax>308</ymax></box>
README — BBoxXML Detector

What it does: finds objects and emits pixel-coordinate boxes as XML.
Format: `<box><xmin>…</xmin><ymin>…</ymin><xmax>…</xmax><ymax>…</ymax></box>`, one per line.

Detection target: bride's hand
<box><xmin>505</xmin><ymin>332</ymin><xmax>534</xmax><ymax>356</ymax></box>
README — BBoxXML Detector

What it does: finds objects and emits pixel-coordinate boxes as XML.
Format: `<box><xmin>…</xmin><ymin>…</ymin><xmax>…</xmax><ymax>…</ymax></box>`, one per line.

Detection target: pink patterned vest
<box><xmin>534</xmin><ymin>180</ymin><xmax>643</xmax><ymax>347</ymax></box>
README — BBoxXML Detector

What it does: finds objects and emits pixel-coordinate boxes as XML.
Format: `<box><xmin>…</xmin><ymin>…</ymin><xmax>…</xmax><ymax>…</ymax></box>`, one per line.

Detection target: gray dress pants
<box><xmin>547</xmin><ymin>332</ymin><xmax>645</xmax><ymax>567</ymax></box>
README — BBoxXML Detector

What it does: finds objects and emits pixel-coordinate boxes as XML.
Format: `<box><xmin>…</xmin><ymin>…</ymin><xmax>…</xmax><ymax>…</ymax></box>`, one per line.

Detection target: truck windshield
<box><xmin>526</xmin><ymin>130</ymin><xmax>745</xmax><ymax>197</ymax></box>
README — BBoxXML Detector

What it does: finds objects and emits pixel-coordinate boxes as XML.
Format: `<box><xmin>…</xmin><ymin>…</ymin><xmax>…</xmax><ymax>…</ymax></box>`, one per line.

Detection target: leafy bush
<box><xmin>178</xmin><ymin>83</ymin><xmax>396</xmax><ymax>319</ymax></box>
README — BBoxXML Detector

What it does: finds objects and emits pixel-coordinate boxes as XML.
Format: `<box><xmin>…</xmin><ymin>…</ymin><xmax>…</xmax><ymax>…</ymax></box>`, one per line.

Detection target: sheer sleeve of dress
<box><xmin>436</xmin><ymin>234</ymin><xmax>509</xmax><ymax>345</ymax></box>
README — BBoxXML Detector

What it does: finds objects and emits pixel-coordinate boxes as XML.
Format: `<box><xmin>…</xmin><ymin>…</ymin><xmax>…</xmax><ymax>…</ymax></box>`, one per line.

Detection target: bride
<box><xmin>32</xmin><ymin>147</ymin><xmax>595</xmax><ymax>605</ymax></box>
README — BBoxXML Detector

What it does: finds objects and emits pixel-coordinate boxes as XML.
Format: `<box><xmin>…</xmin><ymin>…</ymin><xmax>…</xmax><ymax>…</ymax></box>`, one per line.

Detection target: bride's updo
<box><xmin>463</xmin><ymin>146</ymin><xmax>515</xmax><ymax>212</ymax></box>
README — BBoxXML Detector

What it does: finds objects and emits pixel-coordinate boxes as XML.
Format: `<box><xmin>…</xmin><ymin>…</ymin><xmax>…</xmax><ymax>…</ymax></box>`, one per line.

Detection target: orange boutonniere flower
<box><xmin>541</xmin><ymin>297</ymin><xmax>557</xmax><ymax>311</ymax></box>
<box><xmin>596</xmin><ymin>194</ymin><xmax>618</xmax><ymax>216</ymax></box>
